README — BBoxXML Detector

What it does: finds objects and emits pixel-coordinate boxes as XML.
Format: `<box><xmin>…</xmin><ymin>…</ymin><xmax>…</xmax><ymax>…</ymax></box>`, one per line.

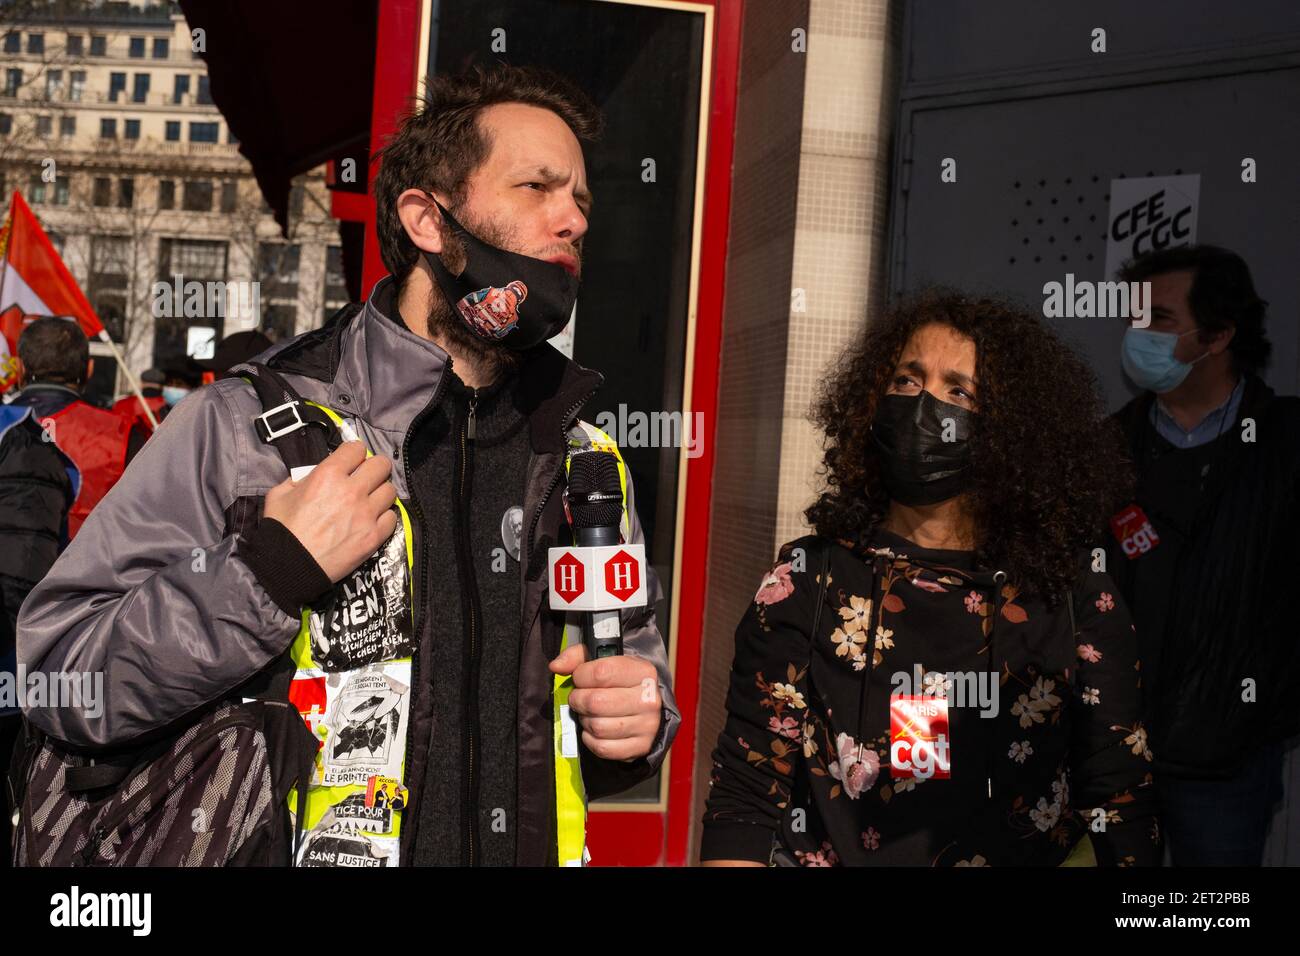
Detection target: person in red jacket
<box><xmin>112</xmin><ymin>367</ymin><xmax>167</xmax><ymax>433</ymax></box>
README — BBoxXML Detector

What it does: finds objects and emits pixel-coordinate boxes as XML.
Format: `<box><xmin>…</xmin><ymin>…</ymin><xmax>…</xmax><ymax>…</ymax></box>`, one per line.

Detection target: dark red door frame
<box><xmin>356</xmin><ymin>0</ymin><xmax>742</xmax><ymax>867</ymax></box>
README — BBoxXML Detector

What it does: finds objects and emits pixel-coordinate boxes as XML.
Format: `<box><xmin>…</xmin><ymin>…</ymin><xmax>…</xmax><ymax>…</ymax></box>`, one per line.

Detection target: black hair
<box><xmin>1119</xmin><ymin>244</ymin><xmax>1270</xmax><ymax>374</ymax></box>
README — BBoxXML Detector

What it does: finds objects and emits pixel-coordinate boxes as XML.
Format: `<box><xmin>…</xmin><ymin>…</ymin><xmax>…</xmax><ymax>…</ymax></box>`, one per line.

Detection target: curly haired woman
<box><xmin>701</xmin><ymin>290</ymin><xmax>1161</xmax><ymax>867</ymax></box>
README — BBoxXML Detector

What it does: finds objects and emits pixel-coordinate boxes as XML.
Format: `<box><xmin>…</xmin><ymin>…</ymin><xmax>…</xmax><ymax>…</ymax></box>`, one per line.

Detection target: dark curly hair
<box><xmin>805</xmin><ymin>289</ymin><xmax>1132</xmax><ymax>604</ymax></box>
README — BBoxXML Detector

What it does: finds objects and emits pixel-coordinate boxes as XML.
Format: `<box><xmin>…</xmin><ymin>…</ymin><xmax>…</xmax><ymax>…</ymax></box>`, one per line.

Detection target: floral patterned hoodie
<box><xmin>701</xmin><ymin>529</ymin><xmax>1160</xmax><ymax>867</ymax></box>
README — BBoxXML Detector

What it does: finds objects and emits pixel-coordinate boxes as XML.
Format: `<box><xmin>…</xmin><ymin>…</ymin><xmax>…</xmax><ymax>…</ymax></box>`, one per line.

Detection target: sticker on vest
<box><xmin>366</xmin><ymin>775</ymin><xmax>407</xmax><ymax>811</ymax></box>
<box><xmin>890</xmin><ymin>695</ymin><xmax>951</xmax><ymax>780</ymax></box>
<box><xmin>307</xmin><ymin>516</ymin><xmax>413</xmax><ymax>671</ymax></box>
<box><xmin>1109</xmin><ymin>503</ymin><xmax>1160</xmax><ymax>559</ymax></box>
<box><xmin>297</xmin><ymin>822</ymin><xmax>398</xmax><ymax>868</ymax></box>
<box><xmin>318</xmin><ymin>662</ymin><xmax>411</xmax><ymax>787</ymax></box>
<box><xmin>312</xmin><ymin>790</ymin><xmax>396</xmax><ymax>835</ymax></box>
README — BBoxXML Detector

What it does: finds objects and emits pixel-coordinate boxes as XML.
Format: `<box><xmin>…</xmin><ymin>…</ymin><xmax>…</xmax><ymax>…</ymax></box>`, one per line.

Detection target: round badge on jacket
<box><xmin>501</xmin><ymin>505</ymin><xmax>524</xmax><ymax>562</ymax></box>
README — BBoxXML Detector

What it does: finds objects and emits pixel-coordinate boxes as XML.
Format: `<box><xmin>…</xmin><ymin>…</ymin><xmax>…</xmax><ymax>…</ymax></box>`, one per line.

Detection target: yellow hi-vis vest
<box><xmin>285</xmin><ymin>404</ymin><xmax>630</xmax><ymax>868</ymax></box>
<box><xmin>555</xmin><ymin>421</ymin><xmax>631</xmax><ymax>867</ymax></box>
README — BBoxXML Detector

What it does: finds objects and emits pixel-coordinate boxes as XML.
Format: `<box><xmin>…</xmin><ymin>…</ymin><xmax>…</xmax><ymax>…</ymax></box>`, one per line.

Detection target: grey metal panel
<box><xmin>906</xmin><ymin>0</ymin><xmax>1300</xmax><ymax>88</ymax></box>
<box><xmin>891</xmin><ymin>66</ymin><xmax>1300</xmax><ymax>409</ymax></box>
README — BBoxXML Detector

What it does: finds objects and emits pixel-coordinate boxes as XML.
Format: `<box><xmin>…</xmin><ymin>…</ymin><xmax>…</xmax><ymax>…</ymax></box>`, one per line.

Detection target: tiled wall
<box><xmin>690</xmin><ymin>0</ymin><xmax>809</xmax><ymax>860</ymax></box>
<box><xmin>777</xmin><ymin>0</ymin><xmax>902</xmax><ymax>547</ymax></box>
<box><xmin>689</xmin><ymin>0</ymin><xmax>902</xmax><ymax>861</ymax></box>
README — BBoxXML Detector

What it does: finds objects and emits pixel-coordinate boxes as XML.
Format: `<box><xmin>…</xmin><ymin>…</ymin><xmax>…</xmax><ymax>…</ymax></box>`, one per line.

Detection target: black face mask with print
<box><xmin>870</xmin><ymin>390</ymin><xmax>975</xmax><ymax>505</ymax></box>
<box><xmin>422</xmin><ymin>195</ymin><xmax>579</xmax><ymax>351</ymax></box>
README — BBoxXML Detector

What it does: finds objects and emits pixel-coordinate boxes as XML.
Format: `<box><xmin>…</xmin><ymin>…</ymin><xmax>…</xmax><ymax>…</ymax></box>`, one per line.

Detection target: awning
<box><xmin>178</xmin><ymin>0</ymin><xmax>378</xmax><ymax>234</ymax></box>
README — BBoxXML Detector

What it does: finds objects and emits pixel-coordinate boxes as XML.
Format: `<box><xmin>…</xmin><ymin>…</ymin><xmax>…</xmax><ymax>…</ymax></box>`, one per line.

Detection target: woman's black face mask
<box><xmin>870</xmin><ymin>390</ymin><xmax>975</xmax><ymax>506</ymax></box>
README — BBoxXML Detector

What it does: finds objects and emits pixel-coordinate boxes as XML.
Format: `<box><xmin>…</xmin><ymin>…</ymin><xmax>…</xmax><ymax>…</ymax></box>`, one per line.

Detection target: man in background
<box><xmin>0</xmin><ymin>317</ymin><xmax>133</xmax><ymax>861</ymax></box>
<box><xmin>1107</xmin><ymin>245</ymin><xmax>1299</xmax><ymax>865</ymax></box>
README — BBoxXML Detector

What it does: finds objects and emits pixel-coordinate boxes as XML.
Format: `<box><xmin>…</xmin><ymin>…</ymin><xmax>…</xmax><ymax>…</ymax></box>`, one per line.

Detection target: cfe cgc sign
<box><xmin>1103</xmin><ymin>174</ymin><xmax>1200</xmax><ymax>280</ymax></box>
<box><xmin>548</xmin><ymin>543</ymin><xmax>648</xmax><ymax>611</ymax></box>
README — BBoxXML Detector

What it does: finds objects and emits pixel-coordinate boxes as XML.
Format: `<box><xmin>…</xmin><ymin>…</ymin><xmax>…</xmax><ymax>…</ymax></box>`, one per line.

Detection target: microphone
<box><xmin>549</xmin><ymin>451</ymin><xmax>646</xmax><ymax>659</ymax></box>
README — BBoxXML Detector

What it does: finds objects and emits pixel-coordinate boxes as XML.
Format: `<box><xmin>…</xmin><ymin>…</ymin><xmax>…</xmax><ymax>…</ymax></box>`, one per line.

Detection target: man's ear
<box><xmin>396</xmin><ymin>189</ymin><xmax>451</xmax><ymax>255</ymax></box>
<box><xmin>1208</xmin><ymin>325</ymin><xmax>1236</xmax><ymax>355</ymax></box>
<box><xmin>12</xmin><ymin>356</ymin><xmax>25</xmax><ymax>387</ymax></box>
<box><xmin>85</xmin><ymin>357</ymin><xmax>95</xmax><ymax>385</ymax></box>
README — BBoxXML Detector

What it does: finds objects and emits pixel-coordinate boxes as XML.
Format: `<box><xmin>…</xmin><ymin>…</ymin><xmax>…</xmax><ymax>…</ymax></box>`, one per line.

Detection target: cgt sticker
<box><xmin>1110</xmin><ymin>503</ymin><xmax>1160</xmax><ymax>559</ymax></box>
<box><xmin>890</xmin><ymin>695</ymin><xmax>951</xmax><ymax>780</ymax></box>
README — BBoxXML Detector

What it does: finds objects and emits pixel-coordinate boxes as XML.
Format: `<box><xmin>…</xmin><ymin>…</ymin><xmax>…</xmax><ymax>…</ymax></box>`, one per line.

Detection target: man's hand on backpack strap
<box><xmin>550</xmin><ymin>644</ymin><xmax>662</xmax><ymax>762</ymax></box>
<box><xmin>263</xmin><ymin>440</ymin><xmax>399</xmax><ymax>584</ymax></box>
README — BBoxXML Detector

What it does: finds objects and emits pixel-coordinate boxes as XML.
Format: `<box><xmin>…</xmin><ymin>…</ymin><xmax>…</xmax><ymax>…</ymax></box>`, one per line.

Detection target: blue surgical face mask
<box><xmin>1120</xmin><ymin>327</ymin><xmax>1205</xmax><ymax>393</ymax></box>
<box><xmin>162</xmin><ymin>386</ymin><xmax>190</xmax><ymax>407</ymax></box>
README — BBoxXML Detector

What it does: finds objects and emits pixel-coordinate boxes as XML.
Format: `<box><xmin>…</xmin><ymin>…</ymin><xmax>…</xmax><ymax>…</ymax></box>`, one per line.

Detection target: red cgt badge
<box><xmin>890</xmin><ymin>695</ymin><xmax>951</xmax><ymax>780</ymax></box>
<box><xmin>1110</xmin><ymin>503</ymin><xmax>1160</xmax><ymax>559</ymax></box>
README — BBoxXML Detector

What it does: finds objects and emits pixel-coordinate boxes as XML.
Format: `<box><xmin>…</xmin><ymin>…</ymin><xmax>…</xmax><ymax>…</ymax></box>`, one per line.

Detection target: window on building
<box><xmin>2</xmin><ymin>33</ymin><xmax>18</xmax><ymax>54</ymax></box>
<box><xmin>4</xmin><ymin>69</ymin><xmax>22</xmax><ymax>97</ymax></box>
<box><xmin>152</xmin><ymin>37</ymin><xmax>169</xmax><ymax>59</ymax></box>
<box><xmin>324</xmin><ymin>245</ymin><xmax>348</xmax><ymax>306</ymax></box>
<box><xmin>189</xmin><ymin>121</ymin><xmax>218</xmax><ymax>143</ymax></box>
<box><xmin>69</xmin><ymin>71</ymin><xmax>86</xmax><ymax>101</ymax></box>
<box><xmin>258</xmin><ymin>243</ymin><xmax>301</xmax><ymax>295</ymax></box>
<box><xmin>289</xmin><ymin>182</ymin><xmax>305</xmax><ymax>223</ymax></box>
<box><xmin>100</xmin><ymin>117</ymin><xmax>116</xmax><ymax>138</ymax></box>
<box><xmin>54</xmin><ymin>178</ymin><xmax>70</xmax><ymax>206</ymax></box>
<box><xmin>129</xmin><ymin>36</ymin><xmax>145</xmax><ymax>58</ymax></box>
<box><xmin>91</xmin><ymin>236</ymin><xmax>132</xmax><ymax>342</ymax></box>
<box><xmin>35</xmin><ymin>114</ymin><xmax>51</xmax><ymax>137</ymax></box>
<box><xmin>165</xmin><ymin>120</ymin><xmax>180</xmax><ymax>141</ymax></box>
<box><xmin>124</xmin><ymin>118</ymin><xmax>140</xmax><ymax>140</ymax></box>
<box><xmin>45</xmin><ymin>70</ymin><xmax>62</xmax><ymax>100</ymax></box>
<box><xmin>27</xmin><ymin>33</ymin><xmax>43</xmax><ymax>55</ymax></box>
<box><xmin>173</xmin><ymin>74</ymin><xmax>189</xmax><ymax>104</ymax></box>
<box><xmin>93</xmin><ymin>177</ymin><xmax>112</xmax><ymax>207</ymax></box>
<box><xmin>155</xmin><ymin>239</ymin><xmax>230</xmax><ymax>365</ymax></box>
<box><xmin>108</xmin><ymin>72</ymin><xmax>126</xmax><ymax>102</ymax></box>
<box><xmin>66</xmin><ymin>34</ymin><xmax>83</xmax><ymax>56</ymax></box>
<box><xmin>220</xmin><ymin>181</ymin><xmax>237</xmax><ymax>213</ymax></box>
<box><xmin>0</xmin><ymin>113</ymin><xmax>11</xmax><ymax>135</ymax></box>
<box><xmin>196</xmin><ymin>75</ymin><xmax>212</xmax><ymax>105</ymax></box>
<box><xmin>182</xmin><ymin>180</ymin><xmax>213</xmax><ymax>212</ymax></box>
<box><xmin>132</xmin><ymin>73</ymin><xmax>150</xmax><ymax>104</ymax></box>
<box><xmin>59</xmin><ymin>115</ymin><xmax>75</xmax><ymax>136</ymax></box>
<box><xmin>89</xmin><ymin>35</ymin><xmax>106</xmax><ymax>56</ymax></box>
<box><xmin>158</xmin><ymin>179</ymin><xmax>175</xmax><ymax>210</ymax></box>
<box><xmin>118</xmin><ymin>178</ymin><xmax>134</xmax><ymax>208</ymax></box>
<box><xmin>262</xmin><ymin>305</ymin><xmax>297</xmax><ymax>343</ymax></box>
<box><xmin>260</xmin><ymin>243</ymin><xmax>301</xmax><ymax>342</ymax></box>
<box><xmin>28</xmin><ymin>175</ymin><xmax>46</xmax><ymax>204</ymax></box>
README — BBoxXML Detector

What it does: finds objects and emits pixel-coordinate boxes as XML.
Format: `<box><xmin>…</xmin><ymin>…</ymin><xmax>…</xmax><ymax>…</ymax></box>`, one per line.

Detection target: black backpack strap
<box><xmin>241</xmin><ymin>362</ymin><xmax>337</xmax><ymax>471</ymax></box>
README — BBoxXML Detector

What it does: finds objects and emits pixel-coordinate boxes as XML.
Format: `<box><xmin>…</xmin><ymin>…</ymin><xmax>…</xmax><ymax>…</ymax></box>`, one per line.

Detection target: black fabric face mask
<box><xmin>870</xmin><ymin>390</ymin><xmax>975</xmax><ymax>505</ymax></box>
<box><xmin>422</xmin><ymin>195</ymin><xmax>580</xmax><ymax>351</ymax></box>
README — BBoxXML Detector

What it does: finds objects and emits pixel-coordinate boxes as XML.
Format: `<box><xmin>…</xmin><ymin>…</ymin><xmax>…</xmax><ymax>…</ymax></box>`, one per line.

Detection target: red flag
<box><xmin>0</xmin><ymin>191</ymin><xmax>106</xmax><ymax>392</ymax></box>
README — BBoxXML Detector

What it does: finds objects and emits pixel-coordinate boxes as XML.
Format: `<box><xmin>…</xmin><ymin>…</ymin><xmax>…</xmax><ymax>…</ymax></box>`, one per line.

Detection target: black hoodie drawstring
<box><xmin>853</xmin><ymin>555</ymin><xmax>888</xmax><ymax>766</ymax></box>
<box><xmin>987</xmin><ymin>570</ymin><xmax>1007</xmax><ymax>801</ymax></box>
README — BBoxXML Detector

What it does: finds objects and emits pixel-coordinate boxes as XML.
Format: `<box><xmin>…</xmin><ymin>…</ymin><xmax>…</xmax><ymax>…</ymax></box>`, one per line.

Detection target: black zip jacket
<box><xmin>1107</xmin><ymin>373</ymin><xmax>1300</xmax><ymax>777</ymax></box>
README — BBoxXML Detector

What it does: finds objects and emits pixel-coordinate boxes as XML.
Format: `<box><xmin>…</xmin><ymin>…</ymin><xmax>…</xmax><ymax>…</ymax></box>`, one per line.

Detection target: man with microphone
<box><xmin>18</xmin><ymin>63</ymin><xmax>678</xmax><ymax>867</ymax></box>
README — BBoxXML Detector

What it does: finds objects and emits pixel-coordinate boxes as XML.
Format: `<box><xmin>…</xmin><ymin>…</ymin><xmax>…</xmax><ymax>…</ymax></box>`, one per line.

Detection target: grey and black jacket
<box><xmin>17</xmin><ymin>275</ymin><xmax>680</xmax><ymax>865</ymax></box>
